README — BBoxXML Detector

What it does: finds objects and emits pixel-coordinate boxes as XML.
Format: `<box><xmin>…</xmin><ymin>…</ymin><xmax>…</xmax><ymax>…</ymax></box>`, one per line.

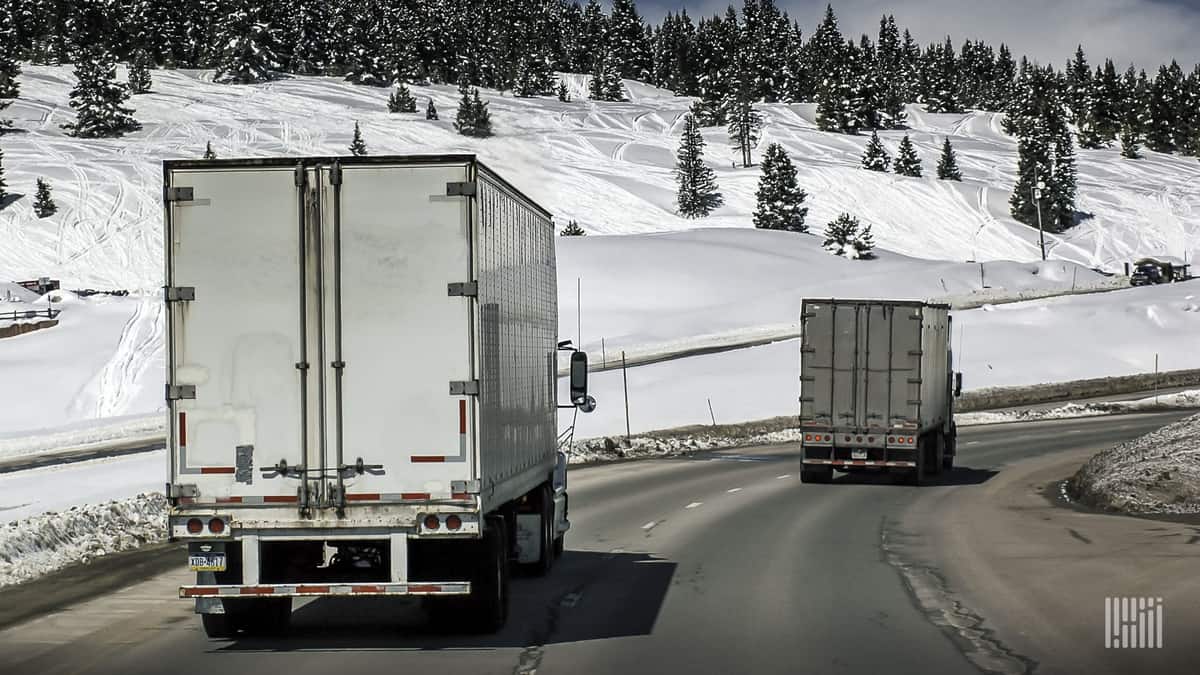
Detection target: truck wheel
<box><xmin>553</xmin><ymin>534</ymin><xmax>565</xmax><ymax>558</ymax></box>
<box><xmin>201</xmin><ymin>612</ymin><xmax>236</xmax><ymax>639</ymax></box>
<box><xmin>466</xmin><ymin>516</ymin><xmax>509</xmax><ymax>633</ymax></box>
<box><xmin>800</xmin><ymin>467</ymin><xmax>832</xmax><ymax>484</ymax></box>
<box><xmin>941</xmin><ymin>449</ymin><xmax>954</xmax><ymax>471</ymax></box>
<box><xmin>522</xmin><ymin>484</ymin><xmax>555</xmax><ymax>577</ymax></box>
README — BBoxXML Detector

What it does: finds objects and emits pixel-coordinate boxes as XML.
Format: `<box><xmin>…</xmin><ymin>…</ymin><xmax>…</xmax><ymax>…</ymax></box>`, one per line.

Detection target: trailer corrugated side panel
<box><xmin>474</xmin><ymin>169</ymin><xmax>558</xmax><ymax>512</ymax></box>
<box><xmin>917</xmin><ymin>305</ymin><xmax>950</xmax><ymax>432</ymax></box>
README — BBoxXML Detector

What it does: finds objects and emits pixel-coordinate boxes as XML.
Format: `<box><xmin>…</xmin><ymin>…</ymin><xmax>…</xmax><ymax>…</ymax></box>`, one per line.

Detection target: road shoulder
<box><xmin>891</xmin><ymin>445</ymin><xmax>1200</xmax><ymax>675</ymax></box>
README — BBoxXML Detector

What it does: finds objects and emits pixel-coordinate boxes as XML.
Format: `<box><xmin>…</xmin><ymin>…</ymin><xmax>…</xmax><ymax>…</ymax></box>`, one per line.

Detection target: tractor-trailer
<box><xmin>162</xmin><ymin>155</ymin><xmax>594</xmax><ymax>637</ymax></box>
<box><xmin>798</xmin><ymin>299</ymin><xmax>961</xmax><ymax>485</ymax></box>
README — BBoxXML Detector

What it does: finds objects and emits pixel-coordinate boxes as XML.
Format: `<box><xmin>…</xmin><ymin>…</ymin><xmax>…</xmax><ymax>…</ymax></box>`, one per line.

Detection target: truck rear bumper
<box><xmin>180</xmin><ymin>581</ymin><xmax>470</xmax><ymax>598</ymax></box>
<box><xmin>802</xmin><ymin>459</ymin><xmax>916</xmax><ymax>468</ymax></box>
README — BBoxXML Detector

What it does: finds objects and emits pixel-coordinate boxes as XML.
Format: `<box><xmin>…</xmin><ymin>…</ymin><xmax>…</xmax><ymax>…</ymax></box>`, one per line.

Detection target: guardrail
<box><xmin>0</xmin><ymin>308</ymin><xmax>61</xmax><ymax>322</ymax></box>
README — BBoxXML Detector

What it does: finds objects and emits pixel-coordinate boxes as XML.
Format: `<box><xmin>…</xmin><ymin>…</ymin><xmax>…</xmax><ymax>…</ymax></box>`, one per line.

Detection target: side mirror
<box><xmin>954</xmin><ymin>372</ymin><xmax>963</xmax><ymax>398</ymax></box>
<box><xmin>570</xmin><ymin>351</ymin><xmax>589</xmax><ymax>405</ymax></box>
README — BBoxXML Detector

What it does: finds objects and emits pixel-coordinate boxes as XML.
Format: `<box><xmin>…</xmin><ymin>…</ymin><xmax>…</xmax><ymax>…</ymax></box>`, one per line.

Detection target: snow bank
<box><xmin>0</xmin><ymin>413</ymin><xmax>164</xmax><ymax>462</ymax></box>
<box><xmin>1067</xmin><ymin>413</ymin><xmax>1200</xmax><ymax>515</ymax></box>
<box><xmin>0</xmin><ymin>492</ymin><xmax>166</xmax><ymax>588</ymax></box>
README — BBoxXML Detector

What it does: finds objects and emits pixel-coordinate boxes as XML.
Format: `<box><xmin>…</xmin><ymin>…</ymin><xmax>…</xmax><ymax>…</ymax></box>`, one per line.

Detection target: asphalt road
<box><xmin>0</xmin><ymin>411</ymin><xmax>1192</xmax><ymax>675</ymax></box>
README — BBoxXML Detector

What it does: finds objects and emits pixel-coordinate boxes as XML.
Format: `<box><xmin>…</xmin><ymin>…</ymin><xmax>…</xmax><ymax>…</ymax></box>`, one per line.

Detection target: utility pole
<box><xmin>1033</xmin><ymin>180</ymin><xmax>1047</xmax><ymax>261</ymax></box>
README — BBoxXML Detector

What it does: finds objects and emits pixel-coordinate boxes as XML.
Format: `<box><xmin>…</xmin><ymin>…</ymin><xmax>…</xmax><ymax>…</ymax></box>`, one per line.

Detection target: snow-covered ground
<box><xmin>2</xmin><ymin>67</ymin><xmax>1196</xmax><ymax>438</ymax></box>
<box><xmin>957</xmin><ymin>389</ymin><xmax>1200</xmax><ymax>426</ymax></box>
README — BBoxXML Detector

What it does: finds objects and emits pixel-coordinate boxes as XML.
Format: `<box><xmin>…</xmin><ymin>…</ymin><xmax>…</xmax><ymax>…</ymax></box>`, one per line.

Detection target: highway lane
<box><xmin>0</xmin><ymin>411</ymin><xmax>1190</xmax><ymax>675</ymax></box>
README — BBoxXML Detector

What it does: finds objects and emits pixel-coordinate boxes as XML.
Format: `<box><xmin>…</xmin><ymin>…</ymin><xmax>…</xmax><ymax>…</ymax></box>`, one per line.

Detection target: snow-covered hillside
<box><xmin>1</xmin><ymin>66</ymin><xmax>1198</xmax><ymax>437</ymax></box>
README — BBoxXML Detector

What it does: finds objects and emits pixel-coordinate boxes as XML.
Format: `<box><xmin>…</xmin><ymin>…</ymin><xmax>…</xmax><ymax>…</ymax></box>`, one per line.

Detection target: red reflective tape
<box><xmin>459</xmin><ymin>399</ymin><xmax>467</xmax><ymax>434</ymax></box>
<box><xmin>346</xmin><ymin>493</ymin><xmax>380</xmax><ymax>501</ymax></box>
<box><xmin>201</xmin><ymin>467</ymin><xmax>236</xmax><ymax>474</ymax></box>
<box><xmin>184</xmin><ymin>587</ymin><xmax>219</xmax><ymax>596</ymax></box>
<box><xmin>407</xmin><ymin>584</ymin><xmax>441</xmax><ymax>593</ymax></box>
<box><xmin>178</xmin><ymin>497</ymin><xmax>196</xmax><ymax>505</ymax></box>
<box><xmin>216</xmin><ymin>497</ymin><xmax>243</xmax><ymax>503</ymax></box>
<box><xmin>352</xmin><ymin>585</ymin><xmax>386</xmax><ymax>594</ymax></box>
<box><xmin>178</xmin><ymin>412</ymin><xmax>187</xmax><ymax>447</ymax></box>
<box><xmin>296</xmin><ymin>585</ymin><xmax>329</xmax><ymax>594</ymax></box>
<box><xmin>451</xmin><ymin>492</ymin><xmax>471</xmax><ymax>500</ymax></box>
<box><xmin>411</xmin><ymin>456</ymin><xmax>446</xmax><ymax>463</ymax></box>
<box><xmin>263</xmin><ymin>495</ymin><xmax>299</xmax><ymax>503</ymax></box>
<box><xmin>240</xmin><ymin>586</ymin><xmax>275</xmax><ymax>595</ymax></box>
<box><xmin>401</xmin><ymin>492</ymin><xmax>431</xmax><ymax>500</ymax></box>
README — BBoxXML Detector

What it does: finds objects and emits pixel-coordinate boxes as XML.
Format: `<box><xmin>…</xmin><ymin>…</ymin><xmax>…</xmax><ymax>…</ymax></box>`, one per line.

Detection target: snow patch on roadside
<box><xmin>566</xmin><ymin>420</ymin><xmax>801</xmax><ymax>464</ymax></box>
<box><xmin>1067</xmin><ymin>412</ymin><xmax>1200</xmax><ymax>515</ymax></box>
<box><xmin>957</xmin><ymin>389</ymin><xmax>1200</xmax><ymax>426</ymax></box>
<box><xmin>0</xmin><ymin>492</ymin><xmax>166</xmax><ymax>588</ymax></box>
<box><xmin>0</xmin><ymin>414</ymin><xmax>165</xmax><ymax>462</ymax></box>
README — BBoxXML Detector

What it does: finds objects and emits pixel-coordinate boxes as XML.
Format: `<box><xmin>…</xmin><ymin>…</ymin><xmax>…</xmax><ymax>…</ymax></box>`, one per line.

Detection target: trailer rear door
<box><xmin>166</xmin><ymin>166</ymin><xmax>306</xmax><ymax>500</ymax></box>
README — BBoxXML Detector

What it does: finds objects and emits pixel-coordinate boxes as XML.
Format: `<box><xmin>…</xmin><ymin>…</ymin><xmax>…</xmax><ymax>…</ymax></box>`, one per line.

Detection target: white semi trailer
<box><xmin>798</xmin><ymin>299</ymin><xmax>962</xmax><ymax>485</ymax></box>
<box><xmin>163</xmin><ymin>155</ymin><xmax>594</xmax><ymax>637</ymax></box>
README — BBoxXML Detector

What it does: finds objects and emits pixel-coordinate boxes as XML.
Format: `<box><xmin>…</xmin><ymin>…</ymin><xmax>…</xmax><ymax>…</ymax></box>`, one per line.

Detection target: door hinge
<box><xmin>447</xmin><ymin>281</ymin><xmax>478</xmax><ymax>297</ymax></box>
<box><xmin>294</xmin><ymin>165</ymin><xmax>306</xmax><ymax>187</ymax></box>
<box><xmin>164</xmin><ymin>186</ymin><xmax>194</xmax><ymax>203</ymax></box>
<box><xmin>451</xmin><ymin>480</ymin><xmax>482</xmax><ymax>494</ymax></box>
<box><xmin>446</xmin><ymin>181</ymin><xmax>477</xmax><ymax>197</ymax></box>
<box><xmin>164</xmin><ymin>286</ymin><xmax>195</xmax><ymax>302</ymax></box>
<box><xmin>168</xmin><ymin>483</ymin><xmax>200</xmax><ymax>498</ymax></box>
<box><xmin>449</xmin><ymin>380</ymin><xmax>480</xmax><ymax>396</ymax></box>
<box><xmin>330</xmin><ymin>163</ymin><xmax>343</xmax><ymax>186</ymax></box>
<box><xmin>166</xmin><ymin>384</ymin><xmax>196</xmax><ymax>401</ymax></box>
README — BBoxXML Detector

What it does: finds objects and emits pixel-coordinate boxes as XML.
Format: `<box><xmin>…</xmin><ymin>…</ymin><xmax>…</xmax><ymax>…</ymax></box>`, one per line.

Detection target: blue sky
<box><xmin>633</xmin><ymin>0</ymin><xmax>1199</xmax><ymax>69</ymax></box>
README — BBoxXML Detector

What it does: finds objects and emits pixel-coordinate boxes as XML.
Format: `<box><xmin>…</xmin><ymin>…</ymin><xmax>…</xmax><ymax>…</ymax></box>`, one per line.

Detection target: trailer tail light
<box><xmin>445</xmin><ymin>515</ymin><xmax>462</xmax><ymax>531</ymax></box>
<box><xmin>824</xmin><ymin>435</ymin><xmax>831</xmax><ymax>442</ymax></box>
<box><xmin>423</xmin><ymin>514</ymin><xmax>441</xmax><ymax>531</ymax></box>
<box><xmin>187</xmin><ymin>518</ymin><xmax>204</xmax><ymax>534</ymax></box>
<box><xmin>208</xmin><ymin>518</ymin><xmax>226</xmax><ymax>535</ymax></box>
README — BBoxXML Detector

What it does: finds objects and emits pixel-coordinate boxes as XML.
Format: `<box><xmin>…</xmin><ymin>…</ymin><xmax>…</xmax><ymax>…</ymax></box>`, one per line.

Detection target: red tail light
<box><xmin>186</xmin><ymin>518</ymin><xmax>203</xmax><ymax>534</ymax></box>
<box><xmin>445</xmin><ymin>515</ymin><xmax>462</xmax><ymax>531</ymax></box>
<box><xmin>423</xmin><ymin>514</ymin><xmax>441</xmax><ymax>530</ymax></box>
<box><xmin>208</xmin><ymin>518</ymin><xmax>225</xmax><ymax>534</ymax></box>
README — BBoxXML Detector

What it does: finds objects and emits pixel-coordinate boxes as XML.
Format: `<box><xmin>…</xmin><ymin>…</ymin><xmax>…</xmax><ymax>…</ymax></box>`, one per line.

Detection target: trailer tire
<box><xmin>553</xmin><ymin>534</ymin><xmax>565</xmax><ymax>558</ymax></box>
<box><xmin>466</xmin><ymin>515</ymin><xmax>509</xmax><ymax>633</ymax></box>
<box><xmin>522</xmin><ymin>484</ymin><xmax>555</xmax><ymax>577</ymax></box>
<box><xmin>201</xmin><ymin>612</ymin><xmax>236</xmax><ymax>639</ymax></box>
<box><xmin>800</xmin><ymin>467</ymin><xmax>833</xmax><ymax>484</ymax></box>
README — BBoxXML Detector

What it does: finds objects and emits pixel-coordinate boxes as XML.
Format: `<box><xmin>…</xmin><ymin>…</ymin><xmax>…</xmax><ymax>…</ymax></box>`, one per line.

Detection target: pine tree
<box><xmin>387</xmin><ymin>84</ymin><xmax>417</xmax><ymax>113</ymax></box>
<box><xmin>33</xmin><ymin>178</ymin><xmax>57</xmax><ymax>217</ymax></box>
<box><xmin>471</xmin><ymin>89</ymin><xmax>493</xmax><ymax>138</ymax></box>
<box><xmin>608</xmin><ymin>0</ymin><xmax>652</xmax><ymax>81</ymax></box>
<box><xmin>1145</xmin><ymin>63</ymin><xmax>1183</xmax><ymax>153</ymax></box>
<box><xmin>454</xmin><ymin>77</ymin><xmax>477</xmax><ymax>136</ymax></box>
<box><xmin>753</xmin><ymin>143</ymin><xmax>808</xmax><ymax>232</ymax></box>
<box><xmin>1120</xmin><ymin>125</ymin><xmax>1141</xmax><ymax>159</ymax></box>
<box><xmin>589</xmin><ymin>51</ymin><xmax>625</xmax><ymax>102</ymax></box>
<box><xmin>426</xmin><ymin>99</ymin><xmax>438</xmax><ymax>120</ymax></box>
<box><xmin>854</xmin><ymin>224</ymin><xmax>875</xmax><ymax>257</ymax></box>
<box><xmin>675</xmin><ymin>113</ymin><xmax>723</xmax><ymax>217</ymax></box>
<box><xmin>1008</xmin><ymin>66</ymin><xmax>1076</xmax><ymax>232</ymax></box>
<box><xmin>127</xmin><ymin>49</ymin><xmax>153</xmax><ymax>94</ymax></box>
<box><xmin>0</xmin><ymin>7</ymin><xmax>21</xmax><ymax>101</ymax></box>
<box><xmin>204</xmin><ymin>141</ymin><xmax>217</xmax><ymax>160</ymax></box>
<box><xmin>893</xmin><ymin>134</ymin><xmax>922</xmax><ymax>177</ymax></box>
<box><xmin>1064</xmin><ymin>45</ymin><xmax>1092</xmax><ymax>122</ymax></box>
<box><xmin>62</xmin><ymin>45</ymin><xmax>142</xmax><ymax>138</ymax></box>
<box><xmin>557</xmin><ymin>81</ymin><xmax>571</xmax><ymax>102</ymax></box>
<box><xmin>727</xmin><ymin>98</ymin><xmax>763</xmax><ymax>168</ymax></box>
<box><xmin>823</xmin><ymin>213</ymin><xmax>873</xmax><ymax>258</ymax></box>
<box><xmin>515</xmin><ymin>55</ymin><xmax>553</xmax><ymax>97</ymax></box>
<box><xmin>861</xmin><ymin>131</ymin><xmax>890</xmax><ymax>171</ymax></box>
<box><xmin>560</xmin><ymin>220</ymin><xmax>586</xmax><ymax>236</ymax></box>
<box><xmin>1092</xmin><ymin>60</ymin><xmax>1123</xmax><ymax>144</ymax></box>
<box><xmin>348</xmin><ymin>122</ymin><xmax>368</xmax><ymax>156</ymax></box>
<box><xmin>213</xmin><ymin>1</ymin><xmax>281</xmax><ymax>84</ymax></box>
<box><xmin>936</xmin><ymin>138</ymin><xmax>962</xmax><ymax>180</ymax></box>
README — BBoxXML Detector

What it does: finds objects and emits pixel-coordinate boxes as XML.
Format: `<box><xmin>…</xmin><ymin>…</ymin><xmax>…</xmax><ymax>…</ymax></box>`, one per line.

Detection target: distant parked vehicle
<box><xmin>1129</xmin><ymin>257</ymin><xmax>1192</xmax><ymax>286</ymax></box>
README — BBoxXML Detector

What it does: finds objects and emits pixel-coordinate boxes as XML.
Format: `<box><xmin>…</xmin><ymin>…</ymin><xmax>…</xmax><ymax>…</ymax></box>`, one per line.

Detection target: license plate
<box><xmin>851</xmin><ymin>449</ymin><xmax>868</xmax><ymax>460</ymax></box>
<box><xmin>188</xmin><ymin>553</ymin><xmax>227</xmax><ymax>572</ymax></box>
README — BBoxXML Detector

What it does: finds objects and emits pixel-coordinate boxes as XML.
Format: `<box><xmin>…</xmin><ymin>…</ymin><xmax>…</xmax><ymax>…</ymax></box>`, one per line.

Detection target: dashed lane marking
<box><xmin>685</xmin><ymin>502</ymin><xmax>702</xmax><ymax>509</ymax></box>
<box><xmin>727</xmin><ymin>487</ymin><xmax>743</xmax><ymax>493</ymax></box>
